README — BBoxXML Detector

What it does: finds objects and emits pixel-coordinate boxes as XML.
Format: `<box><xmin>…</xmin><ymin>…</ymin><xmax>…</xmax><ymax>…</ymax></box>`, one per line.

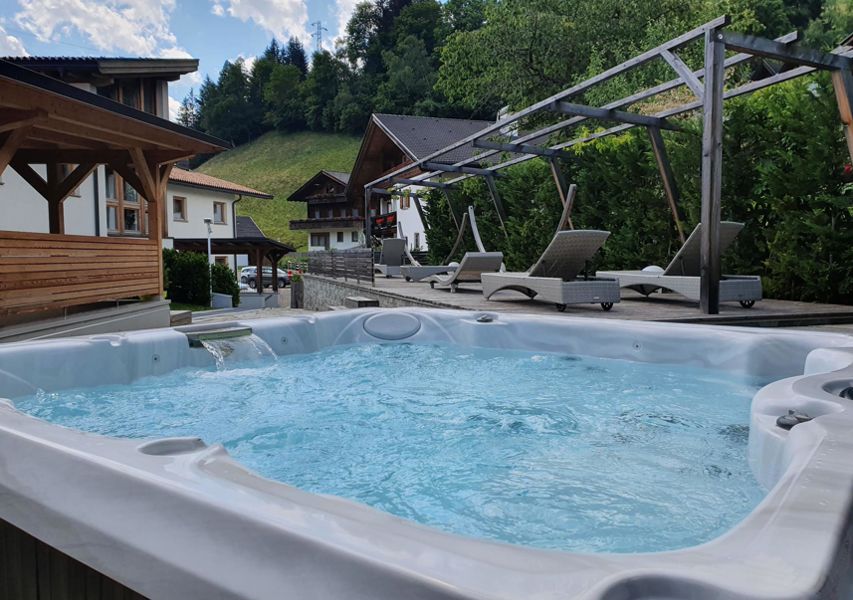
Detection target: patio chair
<box><xmin>425</xmin><ymin>252</ymin><xmax>504</xmax><ymax>292</ymax></box>
<box><xmin>481</xmin><ymin>230</ymin><xmax>620</xmax><ymax>311</ymax></box>
<box><xmin>596</xmin><ymin>221</ymin><xmax>762</xmax><ymax>308</ymax></box>
<box><xmin>374</xmin><ymin>238</ymin><xmax>406</xmax><ymax>278</ymax></box>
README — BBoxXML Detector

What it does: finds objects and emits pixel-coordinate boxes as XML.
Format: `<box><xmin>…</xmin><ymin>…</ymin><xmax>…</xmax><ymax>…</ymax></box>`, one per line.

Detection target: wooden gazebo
<box><xmin>0</xmin><ymin>59</ymin><xmax>227</xmax><ymax>321</ymax></box>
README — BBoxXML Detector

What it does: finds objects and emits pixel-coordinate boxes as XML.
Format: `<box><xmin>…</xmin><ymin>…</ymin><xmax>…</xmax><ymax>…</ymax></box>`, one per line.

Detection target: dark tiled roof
<box><xmin>170</xmin><ymin>167</ymin><xmax>272</xmax><ymax>199</ymax></box>
<box><xmin>236</xmin><ymin>216</ymin><xmax>266</xmax><ymax>239</ymax></box>
<box><xmin>373</xmin><ymin>114</ymin><xmax>494</xmax><ymax>164</ymax></box>
<box><xmin>324</xmin><ymin>171</ymin><xmax>350</xmax><ymax>184</ymax></box>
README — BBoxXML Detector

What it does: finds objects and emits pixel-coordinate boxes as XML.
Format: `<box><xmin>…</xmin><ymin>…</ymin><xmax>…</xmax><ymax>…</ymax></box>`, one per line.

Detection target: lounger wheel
<box><xmin>429</xmin><ymin>281</ymin><xmax>435</xmax><ymax>289</ymax></box>
<box><xmin>739</xmin><ymin>300</ymin><xmax>755</xmax><ymax>309</ymax></box>
<box><xmin>600</xmin><ymin>302</ymin><xmax>614</xmax><ymax>311</ymax></box>
<box><xmin>555</xmin><ymin>304</ymin><xmax>567</xmax><ymax>312</ymax></box>
<box><xmin>405</xmin><ymin>276</ymin><xmax>412</xmax><ymax>282</ymax></box>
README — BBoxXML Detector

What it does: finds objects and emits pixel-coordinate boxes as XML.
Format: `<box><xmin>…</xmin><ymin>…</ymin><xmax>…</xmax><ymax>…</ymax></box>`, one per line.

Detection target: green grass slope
<box><xmin>197</xmin><ymin>131</ymin><xmax>361</xmax><ymax>251</ymax></box>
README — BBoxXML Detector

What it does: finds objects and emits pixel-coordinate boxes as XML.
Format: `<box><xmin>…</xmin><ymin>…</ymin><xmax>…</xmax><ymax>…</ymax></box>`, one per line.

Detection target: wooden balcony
<box><xmin>0</xmin><ymin>231</ymin><xmax>161</xmax><ymax>317</ymax></box>
<box><xmin>290</xmin><ymin>217</ymin><xmax>362</xmax><ymax>231</ymax></box>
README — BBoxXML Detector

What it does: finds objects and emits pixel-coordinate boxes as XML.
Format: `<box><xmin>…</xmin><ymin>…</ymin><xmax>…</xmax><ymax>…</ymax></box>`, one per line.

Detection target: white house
<box><xmin>0</xmin><ymin>56</ymin><xmax>279</xmax><ymax>273</ymax></box>
<box><xmin>167</xmin><ymin>168</ymin><xmax>273</xmax><ymax>270</ymax></box>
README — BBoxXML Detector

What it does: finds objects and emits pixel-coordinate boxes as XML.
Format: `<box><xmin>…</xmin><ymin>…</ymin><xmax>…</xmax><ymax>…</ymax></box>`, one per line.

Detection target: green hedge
<box><xmin>162</xmin><ymin>249</ymin><xmax>210</xmax><ymax>306</ymax></box>
<box><xmin>425</xmin><ymin>75</ymin><xmax>853</xmax><ymax>305</ymax></box>
<box><xmin>211</xmin><ymin>263</ymin><xmax>241</xmax><ymax>307</ymax></box>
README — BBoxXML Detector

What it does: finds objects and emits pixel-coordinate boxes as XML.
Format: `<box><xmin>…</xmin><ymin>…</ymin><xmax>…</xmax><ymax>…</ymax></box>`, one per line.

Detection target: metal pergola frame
<box><xmin>364</xmin><ymin>16</ymin><xmax>853</xmax><ymax>314</ymax></box>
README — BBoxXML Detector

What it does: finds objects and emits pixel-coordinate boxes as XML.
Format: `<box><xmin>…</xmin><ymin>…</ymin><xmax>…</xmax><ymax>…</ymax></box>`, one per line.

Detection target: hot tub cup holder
<box><xmin>138</xmin><ymin>437</ymin><xmax>207</xmax><ymax>456</ymax></box>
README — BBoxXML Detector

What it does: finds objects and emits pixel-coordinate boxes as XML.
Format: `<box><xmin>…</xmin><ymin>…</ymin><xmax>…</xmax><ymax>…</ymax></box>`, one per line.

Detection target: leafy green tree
<box><xmin>394</xmin><ymin>0</ymin><xmax>445</xmax><ymax>54</ymax></box>
<box><xmin>264</xmin><ymin>63</ymin><xmax>305</xmax><ymax>130</ymax></box>
<box><xmin>177</xmin><ymin>88</ymin><xmax>199</xmax><ymax>128</ymax></box>
<box><xmin>303</xmin><ymin>50</ymin><xmax>343</xmax><ymax>130</ymax></box>
<box><xmin>375</xmin><ymin>35</ymin><xmax>438</xmax><ymax>114</ymax></box>
<box><xmin>286</xmin><ymin>37</ymin><xmax>309</xmax><ymax>77</ymax></box>
<box><xmin>443</xmin><ymin>0</ymin><xmax>487</xmax><ymax>33</ymax></box>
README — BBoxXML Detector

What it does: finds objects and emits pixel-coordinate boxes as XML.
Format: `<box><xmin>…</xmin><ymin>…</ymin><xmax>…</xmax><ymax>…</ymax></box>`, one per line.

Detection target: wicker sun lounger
<box><xmin>481</xmin><ymin>230</ymin><xmax>620</xmax><ymax>311</ymax></box>
<box><xmin>425</xmin><ymin>252</ymin><xmax>504</xmax><ymax>292</ymax></box>
<box><xmin>596</xmin><ymin>221</ymin><xmax>762</xmax><ymax>308</ymax></box>
<box><xmin>374</xmin><ymin>238</ymin><xmax>406</xmax><ymax>278</ymax></box>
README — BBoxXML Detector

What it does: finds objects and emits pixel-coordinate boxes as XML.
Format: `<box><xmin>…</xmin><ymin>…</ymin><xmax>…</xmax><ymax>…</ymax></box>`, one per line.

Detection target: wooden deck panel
<box><xmin>0</xmin><ymin>230</ymin><xmax>161</xmax><ymax>316</ymax></box>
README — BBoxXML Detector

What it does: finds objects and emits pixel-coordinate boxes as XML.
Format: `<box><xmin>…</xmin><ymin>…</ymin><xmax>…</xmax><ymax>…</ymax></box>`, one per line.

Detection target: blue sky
<box><xmin>0</xmin><ymin>0</ymin><xmax>358</xmax><ymax>119</ymax></box>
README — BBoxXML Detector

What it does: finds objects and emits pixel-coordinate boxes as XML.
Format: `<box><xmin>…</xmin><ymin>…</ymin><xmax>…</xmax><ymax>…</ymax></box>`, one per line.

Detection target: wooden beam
<box><xmin>548</xmin><ymin>157</ymin><xmax>574</xmax><ymax>230</ymax></box>
<box><xmin>8</xmin><ymin>159</ymin><xmax>48</xmax><ymax>198</ymax></box>
<box><xmin>484</xmin><ymin>174</ymin><xmax>508</xmax><ymax>236</ymax></box>
<box><xmin>556</xmin><ymin>183</ymin><xmax>577</xmax><ymax>232</ymax></box>
<box><xmin>390</xmin><ymin>177</ymin><xmax>455</xmax><ymax>189</ymax></box>
<box><xmin>410</xmin><ymin>193</ymin><xmax>430</xmax><ymax>233</ymax></box>
<box><xmin>442</xmin><ymin>189</ymin><xmax>460</xmax><ymax>231</ymax></box>
<box><xmin>660</xmin><ymin>50</ymin><xmax>704</xmax><ymax>101</ymax></box>
<box><xmin>129</xmin><ymin>148</ymin><xmax>158</xmax><ymax>202</ymax></box>
<box><xmin>552</xmin><ymin>101</ymin><xmax>684</xmax><ymax>131</ymax></box>
<box><xmin>364</xmin><ymin>187</ymin><xmax>373</xmax><ymax>241</ymax></box>
<box><xmin>110</xmin><ymin>158</ymin><xmax>146</xmax><ymax>202</ymax></box>
<box><xmin>832</xmin><ymin>69</ymin><xmax>853</xmax><ymax>163</ymax></box>
<box><xmin>51</xmin><ymin>163</ymin><xmax>97</xmax><ymax>204</ymax></box>
<box><xmin>700</xmin><ymin>29</ymin><xmax>726</xmax><ymax>315</ymax></box>
<box><xmin>424</xmin><ymin>162</ymin><xmax>502</xmax><ymax>177</ymax></box>
<box><xmin>723</xmin><ymin>32</ymin><xmax>852</xmax><ymax>70</ymax></box>
<box><xmin>45</xmin><ymin>163</ymin><xmax>64</xmax><ymax>234</ymax></box>
<box><xmin>473</xmin><ymin>139</ymin><xmax>572</xmax><ymax>159</ymax></box>
<box><xmin>0</xmin><ymin>109</ymin><xmax>46</xmax><ymax>135</ymax></box>
<box><xmin>0</xmin><ymin>126</ymin><xmax>33</xmax><ymax>174</ymax></box>
<box><xmin>647</xmin><ymin>127</ymin><xmax>686</xmax><ymax>243</ymax></box>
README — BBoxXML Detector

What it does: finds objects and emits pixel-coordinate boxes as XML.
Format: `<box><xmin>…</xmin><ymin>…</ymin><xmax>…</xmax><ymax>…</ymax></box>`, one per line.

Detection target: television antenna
<box><xmin>311</xmin><ymin>21</ymin><xmax>328</xmax><ymax>53</ymax></box>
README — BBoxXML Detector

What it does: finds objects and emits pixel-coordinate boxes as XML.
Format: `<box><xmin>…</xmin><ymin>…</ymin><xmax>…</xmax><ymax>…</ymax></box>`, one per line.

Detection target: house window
<box><xmin>106</xmin><ymin>206</ymin><xmax>118</xmax><ymax>231</ymax></box>
<box><xmin>400</xmin><ymin>195</ymin><xmax>410</xmax><ymax>210</ymax></box>
<box><xmin>213</xmin><ymin>202</ymin><xmax>227</xmax><ymax>224</ymax></box>
<box><xmin>124</xmin><ymin>208</ymin><xmax>140</xmax><ymax>232</ymax></box>
<box><xmin>104</xmin><ymin>167</ymin><xmax>146</xmax><ymax>236</ymax></box>
<box><xmin>314</xmin><ymin>208</ymin><xmax>321</xmax><ymax>218</ymax></box>
<box><xmin>214</xmin><ymin>256</ymin><xmax>228</xmax><ymax>266</ymax></box>
<box><xmin>173</xmin><ymin>196</ymin><xmax>187</xmax><ymax>221</ymax></box>
<box><xmin>351</xmin><ymin>231</ymin><xmax>359</xmax><ymax>243</ymax></box>
<box><xmin>414</xmin><ymin>232</ymin><xmax>420</xmax><ymax>249</ymax></box>
<box><xmin>337</xmin><ymin>231</ymin><xmax>344</xmax><ymax>243</ymax></box>
<box><xmin>310</xmin><ymin>233</ymin><xmax>330</xmax><ymax>249</ymax></box>
<box><xmin>353</xmin><ymin>208</ymin><xmax>359</xmax><ymax>217</ymax></box>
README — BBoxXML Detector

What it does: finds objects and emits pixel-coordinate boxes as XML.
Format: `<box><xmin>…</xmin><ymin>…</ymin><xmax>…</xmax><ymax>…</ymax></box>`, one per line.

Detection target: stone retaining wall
<box><xmin>303</xmin><ymin>274</ymin><xmax>436</xmax><ymax>311</ymax></box>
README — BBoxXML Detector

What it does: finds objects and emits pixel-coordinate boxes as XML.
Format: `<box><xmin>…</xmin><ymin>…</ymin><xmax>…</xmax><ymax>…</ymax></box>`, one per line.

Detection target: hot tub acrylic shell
<box><xmin>0</xmin><ymin>309</ymin><xmax>851</xmax><ymax>600</ymax></box>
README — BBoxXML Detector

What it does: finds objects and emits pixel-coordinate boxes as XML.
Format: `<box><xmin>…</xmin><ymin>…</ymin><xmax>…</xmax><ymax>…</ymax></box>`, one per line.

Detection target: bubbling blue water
<box><xmin>15</xmin><ymin>343</ymin><xmax>768</xmax><ymax>553</ymax></box>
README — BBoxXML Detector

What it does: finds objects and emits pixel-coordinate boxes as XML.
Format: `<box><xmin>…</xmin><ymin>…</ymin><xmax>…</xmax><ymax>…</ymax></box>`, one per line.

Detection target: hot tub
<box><xmin>0</xmin><ymin>308</ymin><xmax>851</xmax><ymax>599</ymax></box>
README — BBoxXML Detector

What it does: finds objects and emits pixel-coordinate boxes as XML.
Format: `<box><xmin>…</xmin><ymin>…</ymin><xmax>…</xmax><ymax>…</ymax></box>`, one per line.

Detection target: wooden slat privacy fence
<box><xmin>0</xmin><ymin>518</ymin><xmax>148</xmax><ymax>599</ymax></box>
<box><xmin>0</xmin><ymin>231</ymin><xmax>161</xmax><ymax>316</ymax></box>
<box><xmin>307</xmin><ymin>249</ymin><xmax>374</xmax><ymax>285</ymax></box>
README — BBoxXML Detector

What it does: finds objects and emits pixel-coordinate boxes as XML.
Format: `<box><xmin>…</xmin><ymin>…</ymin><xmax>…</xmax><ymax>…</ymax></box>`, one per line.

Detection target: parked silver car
<box><xmin>239</xmin><ymin>266</ymin><xmax>288</xmax><ymax>289</ymax></box>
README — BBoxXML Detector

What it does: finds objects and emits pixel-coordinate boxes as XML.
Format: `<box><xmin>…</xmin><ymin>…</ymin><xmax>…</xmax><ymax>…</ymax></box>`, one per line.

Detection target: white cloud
<box><xmin>334</xmin><ymin>0</ymin><xmax>358</xmax><ymax>44</ymax></box>
<box><xmin>14</xmin><ymin>0</ymin><xmax>177</xmax><ymax>56</ymax></box>
<box><xmin>218</xmin><ymin>0</ymin><xmax>310</xmax><ymax>44</ymax></box>
<box><xmin>211</xmin><ymin>2</ymin><xmax>225</xmax><ymax>16</ymax></box>
<box><xmin>168</xmin><ymin>95</ymin><xmax>181</xmax><ymax>122</ymax></box>
<box><xmin>0</xmin><ymin>24</ymin><xmax>28</xmax><ymax>55</ymax></box>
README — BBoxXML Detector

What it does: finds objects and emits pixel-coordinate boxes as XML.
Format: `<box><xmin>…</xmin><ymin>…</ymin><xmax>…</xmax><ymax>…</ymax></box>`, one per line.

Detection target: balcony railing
<box><xmin>0</xmin><ymin>230</ymin><xmax>161</xmax><ymax>317</ymax></box>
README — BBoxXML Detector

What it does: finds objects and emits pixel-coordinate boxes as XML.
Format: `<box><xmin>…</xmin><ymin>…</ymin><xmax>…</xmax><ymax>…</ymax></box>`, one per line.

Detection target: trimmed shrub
<box><xmin>212</xmin><ymin>263</ymin><xmax>241</xmax><ymax>307</ymax></box>
<box><xmin>162</xmin><ymin>249</ymin><xmax>210</xmax><ymax>306</ymax></box>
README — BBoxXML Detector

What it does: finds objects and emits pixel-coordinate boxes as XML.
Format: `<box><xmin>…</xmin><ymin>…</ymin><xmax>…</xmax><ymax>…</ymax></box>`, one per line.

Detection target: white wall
<box><xmin>383</xmin><ymin>187</ymin><xmax>427</xmax><ymax>251</ymax></box>
<box><xmin>307</xmin><ymin>228</ymin><xmax>361</xmax><ymax>252</ymax></box>
<box><xmin>166</xmin><ymin>184</ymin><xmax>236</xmax><ymax>241</ymax></box>
<box><xmin>0</xmin><ymin>165</ymin><xmax>101</xmax><ymax>236</ymax></box>
<box><xmin>166</xmin><ymin>184</ymin><xmax>238</xmax><ymax>272</ymax></box>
